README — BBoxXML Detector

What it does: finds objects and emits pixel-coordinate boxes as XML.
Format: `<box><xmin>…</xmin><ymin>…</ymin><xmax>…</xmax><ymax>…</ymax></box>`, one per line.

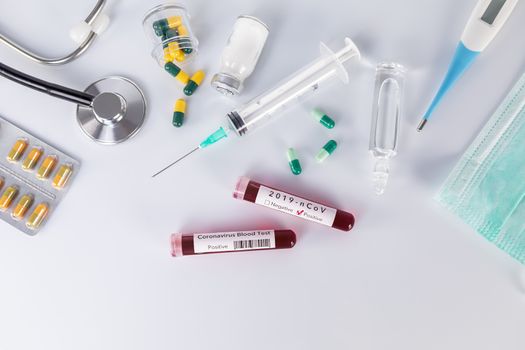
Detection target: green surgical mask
<box><xmin>437</xmin><ymin>72</ymin><xmax>525</xmax><ymax>265</ymax></box>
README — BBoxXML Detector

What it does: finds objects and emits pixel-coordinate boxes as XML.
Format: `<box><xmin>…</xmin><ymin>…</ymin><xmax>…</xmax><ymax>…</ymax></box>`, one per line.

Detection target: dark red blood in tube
<box><xmin>171</xmin><ymin>229</ymin><xmax>296</xmax><ymax>257</ymax></box>
<box><xmin>233</xmin><ymin>177</ymin><xmax>355</xmax><ymax>232</ymax></box>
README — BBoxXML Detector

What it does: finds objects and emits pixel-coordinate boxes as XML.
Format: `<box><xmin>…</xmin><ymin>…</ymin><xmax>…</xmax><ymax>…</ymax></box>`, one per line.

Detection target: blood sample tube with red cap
<box><xmin>233</xmin><ymin>176</ymin><xmax>355</xmax><ymax>231</ymax></box>
<box><xmin>171</xmin><ymin>229</ymin><xmax>296</xmax><ymax>257</ymax></box>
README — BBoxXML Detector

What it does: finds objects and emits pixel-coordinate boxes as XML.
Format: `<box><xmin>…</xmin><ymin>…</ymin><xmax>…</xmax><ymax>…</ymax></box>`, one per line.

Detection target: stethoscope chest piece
<box><xmin>77</xmin><ymin>76</ymin><xmax>146</xmax><ymax>144</ymax></box>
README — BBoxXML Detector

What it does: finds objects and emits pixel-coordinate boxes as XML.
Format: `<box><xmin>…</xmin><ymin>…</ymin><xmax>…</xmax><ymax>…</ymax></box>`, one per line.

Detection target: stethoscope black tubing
<box><xmin>0</xmin><ymin>62</ymin><xmax>94</xmax><ymax>107</ymax></box>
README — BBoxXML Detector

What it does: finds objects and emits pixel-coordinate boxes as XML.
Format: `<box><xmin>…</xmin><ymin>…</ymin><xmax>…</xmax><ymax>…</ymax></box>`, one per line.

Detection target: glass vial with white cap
<box><xmin>369</xmin><ymin>62</ymin><xmax>406</xmax><ymax>195</ymax></box>
<box><xmin>211</xmin><ymin>15</ymin><xmax>269</xmax><ymax>96</ymax></box>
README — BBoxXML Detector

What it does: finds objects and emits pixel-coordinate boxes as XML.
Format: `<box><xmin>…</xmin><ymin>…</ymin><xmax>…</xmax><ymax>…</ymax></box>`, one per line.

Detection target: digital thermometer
<box><xmin>417</xmin><ymin>0</ymin><xmax>519</xmax><ymax>131</ymax></box>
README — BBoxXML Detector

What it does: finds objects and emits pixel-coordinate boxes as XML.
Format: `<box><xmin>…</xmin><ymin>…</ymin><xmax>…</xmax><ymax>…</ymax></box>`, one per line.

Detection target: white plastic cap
<box><xmin>91</xmin><ymin>13</ymin><xmax>110</xmax><ymax>35</ymax></box>
<box><xmin>69</xmin><ymin>14</ymin><xmax>110</xmax><ymax>44</ymax></box>
<box><xmin>69</xmin><ymin>21</ymin><xmax>92</xmax><ymax>44</ymax></box>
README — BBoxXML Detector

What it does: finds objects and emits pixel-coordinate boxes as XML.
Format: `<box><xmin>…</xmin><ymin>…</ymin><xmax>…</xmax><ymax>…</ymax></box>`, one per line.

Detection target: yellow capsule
<box><xmin>168</xmin><ymin>42</ymin><xmax>185</xmax><ymax>62</ymax></box>
<box><xmin>22</xmin><ymin>147</ymin><xmax>43</xmax><ymax>171</ymax></box>
<box><xmin>7</xmin><ymin>138</ymin><xmax>28</xmax><ymax>162</ymax></box>
<box><xmin>175</xmin><ymin>99</ymin><xmax>186</xmax><ymax>113</ymax></box>
<box><xmin>11</xmin><ymin>194</ymin><xmax>33</xmax><ymax>221</ymax></box>
<box><xmin>52</xmin><ymin>164</ymin><xmax>73</xmax><ymax>189</ymax></box>
<box><xmin>174</xmin><ymin>50</ymin><xmax>185</xmax><ymax>62</ymax></box>
<box><xmin>0</xmin><ymin>185</ymin><xmax>18</xmax><ymax>212</ymax></box>
<box><xmin>26</xmin><ymin>202</ymin><xmax>49</xmax><ymax>230</ymax></box>
<box><xmin>0</xmin><ymin>177</ymin><xmax>4</xmax><ymax>190</ymax></box>
<box><xmin>177</xmin><ymin>24</ymin><xmax>189</xmax><ymax>36</ymax></box>
<box><xmin>167</xmin><ymin>16</ymin><xmax>182</xmax><ymax>29</ymax></box>
<box><xmin>176</xmin><ymin>70</ymin><xmax>190</xmax><ymax>85</ymax></box>
<box><xmin>191</xmin><ymin>70</ymin><xmax>205</xmax><ymax>85</ymax></box>
<box><xmin>37</xmin><ymin>155</ymin><xmax>57</xmax><ymax>180</ymax></box>
<box><xmin>163</xmin><ymin>47</ymin><xmax>174</xmax><ymax>62</ymax></box>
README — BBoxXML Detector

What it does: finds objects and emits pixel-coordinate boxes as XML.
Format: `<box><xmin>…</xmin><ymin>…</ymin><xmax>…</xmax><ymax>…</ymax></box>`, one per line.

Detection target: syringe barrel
<box><xmin>227</xmin><ymin>38</ymin><xmax>360</xmax><ymax>136</ymax></box>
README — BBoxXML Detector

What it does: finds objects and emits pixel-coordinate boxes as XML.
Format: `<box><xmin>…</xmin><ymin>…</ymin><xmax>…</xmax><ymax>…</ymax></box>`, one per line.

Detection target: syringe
<box><xmin>153</xmin><ymin>37</ymin><xmax>360</xmax><ymax>177</ymax></box>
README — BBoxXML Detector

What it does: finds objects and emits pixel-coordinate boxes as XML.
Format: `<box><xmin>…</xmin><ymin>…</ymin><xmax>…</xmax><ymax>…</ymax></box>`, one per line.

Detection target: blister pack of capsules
<box><xmin>0</xmin><ymin>116</ymin><xmax>80</xmax><ymax>235</ymax></box>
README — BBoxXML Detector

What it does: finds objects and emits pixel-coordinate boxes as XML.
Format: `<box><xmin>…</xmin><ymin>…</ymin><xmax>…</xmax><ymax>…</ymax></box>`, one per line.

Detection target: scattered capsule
<box><xmin>0</xmin><ymin>185</ymin><xmax>18</xmax><ymax>212</ymax></box>
<box><xmin>164</xmin><ymin>62</ymin><xmax>190</xmax><ymax>84</ymax></box>
<box><xmin>168</xmin><ymin>42</ymin><xmax>185</xmax><ymax>62</ymax></box>
<box><xmin>183</xmin><ymin>70</ymin><xmax>205</xmax><ymax>96</ymax></box>
<box><xmin>173</xmin><ymin>99</ymin><xmax>186</xmax><ymax>127</ymax></box>
<box><xmin>11</xmin><ymin>194</ymin><xmax>33</xmax><ymax>221</ymax></box>
<box><xmin>22</xmin><ymin>147</ymin><xmax>43</xmax><ymax>171</ymax></box>
<box><xmin>7</xmin><ymin>138</ymin><xmax>28</xmax><ymax>162</ymax></box>
<box><xmin>316</xmin><ymin>140</ymin><xmax>338</xmax><ymax>163</ymax></box>
<box><xmin>0</xmin><ymin>177</ymin><xmax>4</xmax><ymax>190</ymax></box>
<box><xmin>311</xmin><ymin>108</ymin><xmax>335</xmax><ymax>129</ymax></box>
<box><xmin>26</xmin><ymin>202</ymin><xmax>49</xmax><ymax>230</ymax></box>
<box><xmin>37</xmin><ymin>155</ymin><xmax>58</xmax><ymax>180</ymax></box>
<box><xmin>287</xmin><ymin>148</ymin><xmax>302</xmax><ymax>175</ymax></box>
<box><xmin>177</xmin><ymin>24</ymin><xmax>193</xmax><ymax>54</ymax></box>
<box><xmin>52</xmin><ymin>163</ymin><xmax>73</xmax><ymax>189</ymax></box>
<box><xmin>153</xmin><ymin>16</ymin><xmax>182</xmax><ymax>36</ymax></box>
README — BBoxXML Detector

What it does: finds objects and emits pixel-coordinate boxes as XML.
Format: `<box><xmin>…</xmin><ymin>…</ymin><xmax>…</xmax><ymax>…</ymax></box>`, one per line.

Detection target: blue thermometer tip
<box><xmin>417</xmin><ymin>42</ymin><xmax>480</xmax><ymax>132</ymax></box>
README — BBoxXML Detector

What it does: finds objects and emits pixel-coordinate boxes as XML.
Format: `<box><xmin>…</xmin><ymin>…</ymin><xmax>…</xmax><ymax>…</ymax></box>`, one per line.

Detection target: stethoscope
<box><xmin>0</xmin><ymin>0</ymin><xmax>146</xmax><ymax>144</ymax></box>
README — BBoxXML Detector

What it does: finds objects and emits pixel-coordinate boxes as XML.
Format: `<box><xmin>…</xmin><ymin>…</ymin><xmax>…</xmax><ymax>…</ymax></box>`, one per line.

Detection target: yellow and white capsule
<box><xmin>7</xmin><ymin>138</ymin><xmax>28</xmax><ymax>162</ymax></box>
<box><xmin>52</xmin><ymin>163</ymin><xmax>73</xmax><ymax>189</ymax></box>
<box><xmin>11</xmin><ymin>194</ymin><xmax>33</xmax><ymax>221</ymax></box>
<box><xmin>37</xmin><ymin>155</ymin><xmax>58</xmax><ymax>180</ymax></box>
<box><xmin>0</xmin><ymin>185</ymin><xmax>18</xmax><ymax>212</ymax></box>
<box><xmin>26</xmin><ymin>202</ymin><xmax>49</xmax><ymax>230</ymax></box>
<box><xmin>22</xmin><ymin>147</ymin><xmax>43</xmax><ymax>171</ymax></box>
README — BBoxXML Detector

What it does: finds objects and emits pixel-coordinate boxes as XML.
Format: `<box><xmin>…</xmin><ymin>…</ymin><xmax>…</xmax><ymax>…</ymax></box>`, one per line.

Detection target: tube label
<box><xmin>193</xmin><ymin>230</ymin><xmax>276</xmax><ymax>254</ymax></box>
<box><xmin>255</xmin><ymin>186</ymin><xmax>337</xmax><ymax>226</ymax></box>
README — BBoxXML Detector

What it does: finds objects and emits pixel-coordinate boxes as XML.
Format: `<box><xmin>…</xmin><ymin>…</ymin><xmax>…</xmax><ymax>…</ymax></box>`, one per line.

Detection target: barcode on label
<box><xmin>233</xmin><ymin>239</ymin><xmax>271</xmax><ymax>250</ymax></box>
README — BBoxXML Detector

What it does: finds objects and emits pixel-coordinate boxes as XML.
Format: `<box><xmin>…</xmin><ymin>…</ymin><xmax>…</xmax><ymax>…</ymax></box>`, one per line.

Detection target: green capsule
<box><xmin>181</xmin><ymin>43</ymin><xmax>193</xmax><ymax>54</ymax></box>
<box><xmin>153</xmin><ymin>19</ymin><xmax>169</xmax><ymax>37</ymax></box>
<box><xmin>164</xmin><ymin>62</ymin><xmax>181</xmax><ymax>76</ymax></box>
<box><xmin>311</xmin><ymin>108</ymin><xmax>335</xmax><ymax>129</ymax></box>
<box><xmin>177</xmin><ymin>25</ymin><xmax>193</xmax><ymax>54</ymax></box>
<box><xmin>164</xmin><ymin>28</ymin><xmax>179</xmax><ymax>39</ymax></box>
<box><xmin>316</xmin><ymin>140</ymin><xmax>337</xmax><ymax>163</ymax></box>
<box><xmin>287</xmin><ymin>148</ymin><xmax>302</xmax><ymax>175</ymax></box>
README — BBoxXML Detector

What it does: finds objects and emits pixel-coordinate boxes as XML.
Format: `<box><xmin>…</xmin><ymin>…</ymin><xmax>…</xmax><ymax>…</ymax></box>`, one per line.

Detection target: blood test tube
<box><xmin>171</xmin><ymin>229</ymin><xmax>296</xmax><ymax>257</ymax></box>
<box><xmin>233</xmin><ymin>176</ymin><xmax>355</xmax><ymax>231</ymax></box>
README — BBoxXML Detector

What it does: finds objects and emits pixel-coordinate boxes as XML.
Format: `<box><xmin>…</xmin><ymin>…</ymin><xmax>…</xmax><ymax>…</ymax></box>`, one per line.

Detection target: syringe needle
<box><xmin>152</xmin><ymin>146</ymin><xmax>200</xmax><ymax>178</ymax></box>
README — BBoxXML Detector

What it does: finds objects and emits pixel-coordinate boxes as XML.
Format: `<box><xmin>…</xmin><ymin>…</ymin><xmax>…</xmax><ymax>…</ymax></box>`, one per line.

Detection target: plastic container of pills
<box><xmin>142</xmin><ymin>3</ymin><xmax>199</xmax><ymax>67</ymax></box>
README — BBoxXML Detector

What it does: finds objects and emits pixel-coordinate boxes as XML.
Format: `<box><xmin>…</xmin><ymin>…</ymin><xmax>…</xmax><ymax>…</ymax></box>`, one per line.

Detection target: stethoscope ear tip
<box><xmin>70</xmin><ymin>13</ymin><xmax>111</xmax><ymax>44</ymax></box>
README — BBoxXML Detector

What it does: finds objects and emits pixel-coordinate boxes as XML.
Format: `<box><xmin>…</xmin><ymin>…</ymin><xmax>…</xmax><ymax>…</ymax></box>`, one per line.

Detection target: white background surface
<box><xmin>0</xmin><ymin>0</ymin><xmax>524</xmax><ymax>349</ymax></box>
